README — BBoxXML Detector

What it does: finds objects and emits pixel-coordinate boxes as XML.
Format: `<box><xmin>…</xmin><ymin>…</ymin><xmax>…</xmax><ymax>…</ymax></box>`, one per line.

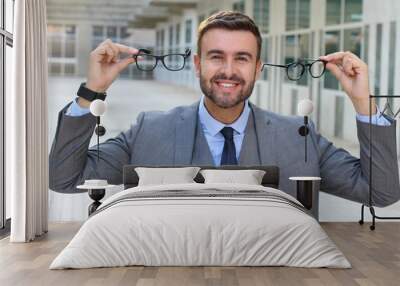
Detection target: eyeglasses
<box><xmin>262</xmin><ymin>59</ymin><xmax>327</xmax><ymax>81</ymax></box>
<box><xmin>132</xmin><ymin>48</ymin><xmax>191</xmax><ymax>71</ymax></box>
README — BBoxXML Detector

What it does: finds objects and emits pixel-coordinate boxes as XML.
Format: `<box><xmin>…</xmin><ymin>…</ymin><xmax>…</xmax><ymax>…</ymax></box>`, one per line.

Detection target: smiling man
<box><xmin>49</xmin><ymin>11</ymin><xmax>400</xmax><ymax>210</ymax></box>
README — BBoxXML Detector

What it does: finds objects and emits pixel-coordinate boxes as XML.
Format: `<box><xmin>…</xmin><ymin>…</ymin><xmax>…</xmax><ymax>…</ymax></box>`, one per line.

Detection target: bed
<box><xmin>49</xmin><ymin>165</ymin><xmax>350</xmax><ymax>269</ymax></box>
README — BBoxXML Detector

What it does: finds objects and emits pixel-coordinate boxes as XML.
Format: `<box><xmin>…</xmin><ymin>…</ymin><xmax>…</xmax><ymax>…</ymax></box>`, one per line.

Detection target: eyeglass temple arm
<box><xmin>263</xmin><ymin>63</ymin><xmax>287</xmax><ymax>68</ymax></box>
<box><xmin>184</xmin><ymin>48</ymin><xmax>191</xmax><ymax>57</ymax></box>
<box><xmin>262</xmin><ymin>63</ymin><xmax>288</xmax><ymax>71</ymax></box>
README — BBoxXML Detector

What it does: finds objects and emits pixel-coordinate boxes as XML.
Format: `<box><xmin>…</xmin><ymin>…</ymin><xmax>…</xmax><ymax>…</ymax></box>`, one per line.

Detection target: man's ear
<box><xmin>255</xmin><ymin>59</ymin><xmax>263</xmax><ymax>80</ymax></box>
<box><xmin>193</xmin><ymin>53</ymin><xmax>201</xmax><ymax>78</ymax></box>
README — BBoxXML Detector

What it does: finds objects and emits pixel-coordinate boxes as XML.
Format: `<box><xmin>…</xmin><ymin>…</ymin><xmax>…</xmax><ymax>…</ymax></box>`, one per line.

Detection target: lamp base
<box><xmin>88</xmin><ymin>188</ymin><xmax>105</xmax><ymax>216</ymax></box>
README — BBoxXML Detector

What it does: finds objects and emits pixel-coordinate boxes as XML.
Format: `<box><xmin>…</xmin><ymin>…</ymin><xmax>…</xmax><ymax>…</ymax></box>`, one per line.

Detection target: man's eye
<box><xmin>237</xmin><ymin>57</ymin><xmax>249</xmax><ymax>62</ymax></box>
<box><xmin>210</xmin><ymin>55</ymin><xmax>223</xmax><ymax>60</ymax></box>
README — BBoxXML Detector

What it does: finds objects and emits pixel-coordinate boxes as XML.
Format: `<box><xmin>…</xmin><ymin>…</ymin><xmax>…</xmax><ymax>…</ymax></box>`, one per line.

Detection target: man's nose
<box><xmin>220</xmin><ymin>59</ymin><xmax>235</xmax><ymax>77</ymax></box>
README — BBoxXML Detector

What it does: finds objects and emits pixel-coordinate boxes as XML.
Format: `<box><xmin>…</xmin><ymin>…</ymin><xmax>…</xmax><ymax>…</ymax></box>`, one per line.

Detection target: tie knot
<box><xmin>220</xmin><ymin>127</ymin><xmax>234</xmax><ymax>140</ymax></box>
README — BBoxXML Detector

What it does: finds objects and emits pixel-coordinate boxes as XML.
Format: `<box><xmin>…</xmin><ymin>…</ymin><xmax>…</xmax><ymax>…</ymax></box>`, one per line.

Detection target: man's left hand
<box><xmin>320</xmin><ymin>51</ymin><xmax>375</xmax><ymax>116</ymax></box>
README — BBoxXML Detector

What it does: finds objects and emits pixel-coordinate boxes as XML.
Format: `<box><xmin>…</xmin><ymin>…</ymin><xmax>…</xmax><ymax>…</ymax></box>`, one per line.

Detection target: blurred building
<box><xmin>46</xmin><ymin>0</ymin><xmax>400</xmax><ymax>148</ymax></box>
<box><xmin>46</xmin><ymin>0</ymin><xmax>156</xmax><ymax>79</ymax></box>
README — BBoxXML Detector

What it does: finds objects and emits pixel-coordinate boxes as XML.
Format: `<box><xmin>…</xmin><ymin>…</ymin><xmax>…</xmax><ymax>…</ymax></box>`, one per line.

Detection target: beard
<box><xmin>199</xmin><ymin>71</ymin><xmax>256</xmax><ymax>109</ymax></box>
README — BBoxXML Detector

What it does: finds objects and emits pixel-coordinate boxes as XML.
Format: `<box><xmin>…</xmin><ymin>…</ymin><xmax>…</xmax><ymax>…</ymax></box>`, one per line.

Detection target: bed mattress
<box><xmin>50</xmin><ymin>183</ymin><xmax>350</xmax><ymax>269</ymax></box>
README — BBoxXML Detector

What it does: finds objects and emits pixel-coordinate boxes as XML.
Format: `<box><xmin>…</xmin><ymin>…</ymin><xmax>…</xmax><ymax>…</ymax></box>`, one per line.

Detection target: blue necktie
<box><xmin>220</xmin><ymin>127</ymin><xmax>238</xmax><ymax>165</ymax></box>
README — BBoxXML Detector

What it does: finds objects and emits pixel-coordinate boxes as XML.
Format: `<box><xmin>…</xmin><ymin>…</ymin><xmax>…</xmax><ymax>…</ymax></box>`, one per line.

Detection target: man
<box><xmin>49</xmin><ymin>11</ymin><xmax>400</xmax><ymax>209</ymax></box>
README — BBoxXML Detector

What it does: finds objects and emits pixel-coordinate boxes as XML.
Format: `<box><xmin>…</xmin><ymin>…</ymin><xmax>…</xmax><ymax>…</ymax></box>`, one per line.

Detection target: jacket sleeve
<box><xmin>310</xmin><ymin>117</ymin><xmax>400</xmax><ymax>207</ymax></box>
<box><xmin>49</xmin><ymin>102</ymin><xmax>145</xmax><ymax>193</ymax></box>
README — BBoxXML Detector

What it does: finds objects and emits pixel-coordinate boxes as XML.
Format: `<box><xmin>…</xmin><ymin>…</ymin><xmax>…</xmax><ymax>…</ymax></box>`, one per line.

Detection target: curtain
<box><xmin>7</xmin><ymin>0</ymin><xmax>48</xmax><ymax>242</ymax></box>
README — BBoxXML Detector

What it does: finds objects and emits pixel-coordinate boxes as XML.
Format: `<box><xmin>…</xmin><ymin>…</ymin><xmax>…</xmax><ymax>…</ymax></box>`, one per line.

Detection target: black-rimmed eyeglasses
<box><xmin>262</xmin><ymin>59</ymin><xmax>327</xmax><ymax>81</ymax></box>
<box><xmin>132</xmin><ymin>48</ymin><xmax>191</xmax><ymax>71</ymax></box>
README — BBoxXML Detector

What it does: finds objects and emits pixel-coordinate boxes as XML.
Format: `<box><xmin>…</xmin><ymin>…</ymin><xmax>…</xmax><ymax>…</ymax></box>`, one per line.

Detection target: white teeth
<box><xmin>219</xmin><ymin>83</ymin><xmax>236</xmax><ymax>88</ymax></box>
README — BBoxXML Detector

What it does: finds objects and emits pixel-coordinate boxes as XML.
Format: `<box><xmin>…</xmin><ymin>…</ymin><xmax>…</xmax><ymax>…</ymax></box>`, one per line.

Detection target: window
<box><xmin>344</xmin><ymin>0</ymin><xmax>362</xmax><ymax>23</ymax></box>
<box><xmin>120</xmin><ymin>27</ymin><xmax>130</xmax><ymax>39</ymax></box>
<box><xmin>286</xmin><ymin>0</ymin><xmax>297</xmax><ymax>31</ymax></box>
<box><xmin>185</xmin><ymin>19</ymin><xmax>192</xmax><ymax>44</ymax></box>
<box><xmin>198</xmin><ymin>15</ymin><xmax>205</xmax><ymax>26</ymax></box>
<box><xmin>291</xmin><ymin>89</ymin><xmax>299</xmax><ymax>115</ymax></box>
<box><xmin>283</xmin><ymin>33</ymin><xmax>310</xmax><ymax>85</ymax></box>
<box><xmin>261</xmin><ymin>37</ymin><xmax>269</xmax><ymax>80</ymax></box>
<box><xmin>374</xmin><ymin>23</ymin><xmax>382</xmax><ymax>96</ymax></box>
<box><xmin>326</xmin><ymin>0</ymin><xmax>362</xmax><ymax>25</ymax></box>
<box><xmin>363</xmin><ymin>25</ymin><xmax>369</xmax><ymax>64</ymax></box>
<box><xmin>233</xmin><ymin>0</ymin><xmax>245</xmax><ymax>13</ymax></box>
<box><xmin>253</xmin><ymin>0</ymin><xmax>270</xmax><ymax>33</ymax></box>
<box><xmin>93</xmin><ymin>26</ymin><xmax>103</xmax><ymax>37</ymax></box>
<box><xmin>47</xmin><ymin>24</ymin><xmax>78</xmax><ymax>76</ymax></box>
<box><xmin>168</xmin><ymin>25</ymin><xmax>173</xmax><ymax>47</ymax></box>
<box><xmin>184</xmin><ymin>19</ymin><xmax>192</xmax><ymax>70</ymax></box>
<box><xmin>65</xmin><ymin>25</ymin><xmax>76</xmax><ymax>58</ymax></box>
<box><xmin>284</xmin><ymin>35</ymin><xmax>296</xmax><ymax>65</ymax></box>
<box><xmin>1</xmin><ymin>0</ymin><xmax>15</xmax><ymax>234</ymax></box>
<box><xmin>168</xmin><ymin>25</ymin><xmax>173</xmax><ymax>55</ymax></box>
<box><xmin>388</xmin><ymin>22</ymin><xmax>396</xmax><ymax>104</ymax></box>
<box><xmin>92</xmin><ymin>25</ymin><xmax>103</xmax><ymax>49</ymax></box>
<box><xmin>297</xmin><ymin>33</ymin><xmax>309</xmax><ymax>86</ymax></box>
<box><xmin>343</xmin><ymin>28</ymin><xmax>361</xmax><ymax>57</ymax></box>
<box><xmin>324</xmin><ymin>30</ymin><xmax>340</xmax><ymax>89</ymax></box>
<box><xmin>160</xmin><ymin>29</ymin><xmax>165</xmax><ymax>54</ymax></box>
<box><xmin>284</xmin><ymin>35</ymin><xmax>296</xmax><ymax>83</ymax></box>
<box><xmin>106</xmin><ymin>26</ymin><xmax>117</xmax><ymax>40</ymax></box>
<box><xmin>326</xmin><ymin>0</ymin><xmax>341</xmax><ymax>25</ymax></box>
<box><xmin>175</xmin><ymin>23</ymin><xmax>180</xmax><ymax>46</ymax></box>
<box><xmin>286</xmin><ymin>0</ymin><xmax>310</xmax><ymax>31</ymax></box>
<box><xmin>334</xmin><ymin>96</ymin><xmax>344</xmax><ymax>138</ymax></box>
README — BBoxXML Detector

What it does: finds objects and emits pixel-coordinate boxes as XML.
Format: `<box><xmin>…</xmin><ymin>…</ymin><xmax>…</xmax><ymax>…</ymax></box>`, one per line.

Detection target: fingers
<box><xmin>115</xmin><ymin>57</ymin><xmax>136</xmax><ymax>72</ymax></box>
<box><xmin>325</xmin><ymin>62</ymin><xmax>344</xmax><ymax>80</ymax></box>
<box><xmin>320</xmin><ymin>51</ymin><xmax>365</xmax><ymax>78</ymax></box>
<box><xmin>342</xmin><ymin>56</ymin><xmax>355</xmax><ymax>77</ymax></box>
<box><xmin>91</xmin><ymin>39</ymin><xmax>138</xmax><ymax>64</ymax></box>
<box><xmin>114</xmin><ymin>43</ymin><xmax>138</xmax><ymax>55</ymax></box>
<box><xmin>104</xmin><ymin>42</ymin><xmax>119</xmax><ymax>63</ymax></box>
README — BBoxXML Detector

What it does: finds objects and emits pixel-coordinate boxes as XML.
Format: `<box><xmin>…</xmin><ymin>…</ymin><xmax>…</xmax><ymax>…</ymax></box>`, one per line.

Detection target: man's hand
<box><xmin>86</xmin><ymin>39</ymin><xmax>138</xmax><ymax>93</ymax></box>
<box><xmin>320</xmin><ymin>51</ymin><xmax>375</xmax><ymax>116</ymax></box>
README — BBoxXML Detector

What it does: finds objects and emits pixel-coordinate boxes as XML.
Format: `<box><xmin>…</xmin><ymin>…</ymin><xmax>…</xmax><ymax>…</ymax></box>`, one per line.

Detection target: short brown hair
<box><xmin>197</xmin><ymin>11</ymin><xmax>262</xmax><ymax>60</ymax></box>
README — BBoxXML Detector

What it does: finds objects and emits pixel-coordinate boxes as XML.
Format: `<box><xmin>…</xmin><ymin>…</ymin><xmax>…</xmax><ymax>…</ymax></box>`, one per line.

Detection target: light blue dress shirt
<box><xmin>66</xmin><ymin>98</ymin><xmax>91</xmax><ymax>116</ymax></box>
<box><xmin>198</xmin><ymin>95</ymin><xmax>250</xmax><ymax>166</ymax></box>
<box><xmin>66</xmin><ymin>95</ymin><xmax>391</xmax><ymax>166</ymax></box>
<box><xmin>356</xmin><ymin>111</ymin><xmax>391</xmax><ymax>126</ymax></box>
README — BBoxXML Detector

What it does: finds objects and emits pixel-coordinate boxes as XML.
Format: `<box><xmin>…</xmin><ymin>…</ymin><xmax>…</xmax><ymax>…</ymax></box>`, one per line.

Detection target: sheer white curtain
<box><xmin>7</xmin><ymin>0</ymin><xmax>48</xmax><ymax>242</ymax></box>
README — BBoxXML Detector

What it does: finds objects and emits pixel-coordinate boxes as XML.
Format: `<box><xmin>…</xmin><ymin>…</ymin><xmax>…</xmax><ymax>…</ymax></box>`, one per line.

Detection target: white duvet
<box><xmin>50</xmin><ymin>183</ymin><xmax>351</xmax><ymax>269</ymax></box>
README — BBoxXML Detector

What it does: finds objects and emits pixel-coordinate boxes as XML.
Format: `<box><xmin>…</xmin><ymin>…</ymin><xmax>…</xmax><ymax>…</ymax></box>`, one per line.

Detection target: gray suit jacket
<box><xmin>49</xmin><ymin>101</ymin><xmax>400</xmax><ymax>207</ymax></box>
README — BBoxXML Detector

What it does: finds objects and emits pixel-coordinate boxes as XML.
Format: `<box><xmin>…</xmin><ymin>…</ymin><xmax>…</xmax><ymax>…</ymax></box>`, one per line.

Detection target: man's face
<box><xmin>194</xmin><ymin>29</ymin><xmax>262</xmax><ymax>109</ymax></box>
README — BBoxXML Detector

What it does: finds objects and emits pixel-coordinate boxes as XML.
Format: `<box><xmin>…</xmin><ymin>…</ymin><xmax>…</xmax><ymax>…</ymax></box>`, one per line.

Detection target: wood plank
<box><xmin>0</xmin><ymin>222</ymin><xmax>400</xmax><ymax>286</ymax></box>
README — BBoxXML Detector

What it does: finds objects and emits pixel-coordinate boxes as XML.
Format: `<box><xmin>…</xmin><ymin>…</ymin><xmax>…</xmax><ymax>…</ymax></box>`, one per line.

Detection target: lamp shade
<box><xmin>90</xmin><ymin>99</ymin><xmax>107</xmax><ymax>116</ymax></box>
<box><xmin>297</xmin><ymin>99</ymin><xmax>314</xmax><ymax>116</ymax></box>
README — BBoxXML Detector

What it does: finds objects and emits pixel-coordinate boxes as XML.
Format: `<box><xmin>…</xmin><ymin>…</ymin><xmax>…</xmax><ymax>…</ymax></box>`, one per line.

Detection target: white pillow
<box><xmin>135</xmin><ymin>167</ymin><xmax>200</xmax><ymax>186</ymax></box>
<box><xmin>200</xmin><ymin>169</ymin><xmax>266</xmax><ymax>185</ymax></box>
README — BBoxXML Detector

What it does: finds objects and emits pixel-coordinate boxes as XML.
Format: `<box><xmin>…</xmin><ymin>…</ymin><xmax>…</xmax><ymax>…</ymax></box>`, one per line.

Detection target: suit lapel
<box><xmin>174</xmin><ymin>101</ymin><xmax>276</xmax><ymax>166</ymax></box>
<box><xmin>250</xmin><ymin>103</ymin><xmax>277</xmax><ymax>166</ymax></box>
<box><xmin>174</xmin><ymin>101</ymin><xmax>199</xmax><ymax>165</ymax></box>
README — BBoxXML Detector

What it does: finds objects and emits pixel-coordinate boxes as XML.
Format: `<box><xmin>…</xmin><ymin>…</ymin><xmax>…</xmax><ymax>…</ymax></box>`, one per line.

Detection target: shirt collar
<box><xmin>198</xmin><ymin>95</ymin><xmax>250</xmax><ymax>137</ymax></box>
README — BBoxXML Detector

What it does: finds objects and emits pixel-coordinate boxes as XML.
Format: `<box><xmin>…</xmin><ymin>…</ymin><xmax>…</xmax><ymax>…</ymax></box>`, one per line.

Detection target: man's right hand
<box><xmin>85</xmin><ymin>39</ymin><xmax>138</xmax><ymax>93</ymax></box>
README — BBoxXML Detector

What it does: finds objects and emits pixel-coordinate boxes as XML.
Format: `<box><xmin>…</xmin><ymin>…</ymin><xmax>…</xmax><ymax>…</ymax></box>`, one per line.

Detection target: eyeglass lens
<box><xmin>137</xmin><ymin>54</ymin><xmax>157</xmax><ymax>71</ymax></box>
<box><xmin>287</xmin><ymin>63</ymin><xmax>305</xmax><ymax>80</ymax></box>
<box><xmin>309</xmin><ymin>61</ymin><xmax>325</xmax><ymax>78</ymax></box>
<box><xmin>163</xmin><ymin>54</ymin><xmax>186</xmax><ymax>71</ymax></box>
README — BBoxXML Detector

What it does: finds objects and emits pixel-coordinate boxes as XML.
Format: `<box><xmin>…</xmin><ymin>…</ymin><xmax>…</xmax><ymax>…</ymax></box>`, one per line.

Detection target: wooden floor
<box><xmin>1</xmin><ymin>222</ymin><xmax>400</xmax><ymax>286</ymax></box>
